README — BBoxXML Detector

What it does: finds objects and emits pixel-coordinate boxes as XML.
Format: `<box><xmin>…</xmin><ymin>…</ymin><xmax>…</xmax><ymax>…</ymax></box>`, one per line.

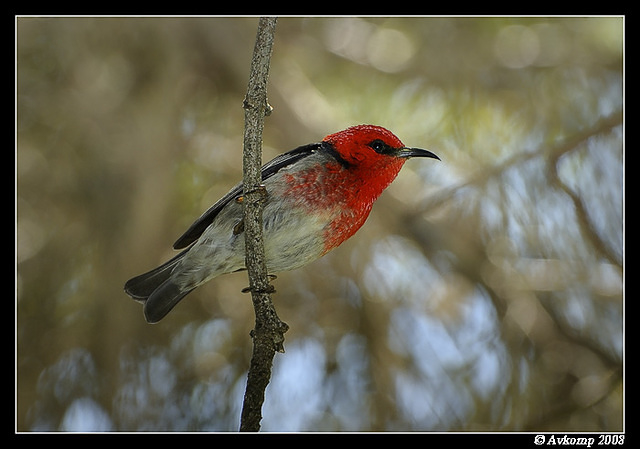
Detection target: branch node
<box><xmin>243</xmin><ymin>96</ymin><xmax>273</xmax><ymax>117</ymax></box>
<box><xmin>244</xmin><ymin>184</ymin><xmax>268</xmax><ymax>201</ymax></box>
<box><xmin>242</xmin><ymin>284</ymin><xmax>277</xmax><ymax>294</ymax></box>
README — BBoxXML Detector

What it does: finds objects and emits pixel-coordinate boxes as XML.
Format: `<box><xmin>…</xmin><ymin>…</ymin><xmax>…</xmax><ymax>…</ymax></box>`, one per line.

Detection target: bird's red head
<box><xmin>323</xmin><ymin>124</ymin><xmax>404</xmax><ymax>166</ymax></box>
<box><xmin>314</xmin><ymin>125</ymin><xmax>439</xmax><ymax>253</ymax></box>
<box><xmin>322</xmin><ymin>124</ymin><xmax>439</xmax><ymax>169</ymax></box>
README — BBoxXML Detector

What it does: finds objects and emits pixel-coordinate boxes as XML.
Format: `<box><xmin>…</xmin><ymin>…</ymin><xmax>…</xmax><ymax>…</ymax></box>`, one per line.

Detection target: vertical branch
<box><xmin>239</xmin><ymin>17</ymin><xmax>288</xmax><ymax>433</ymax></box>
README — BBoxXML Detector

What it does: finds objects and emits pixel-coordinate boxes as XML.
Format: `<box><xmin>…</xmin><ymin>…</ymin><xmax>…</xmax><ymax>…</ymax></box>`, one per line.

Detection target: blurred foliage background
<box><xmin>16</xmin><ymin>16</ymin><xmax>623</xmax><ymax>432</ymax></box>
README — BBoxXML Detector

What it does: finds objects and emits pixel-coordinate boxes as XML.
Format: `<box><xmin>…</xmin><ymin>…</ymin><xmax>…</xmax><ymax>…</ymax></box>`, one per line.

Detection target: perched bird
<box><xmin>125</xmin><ymin>125</ymin><xmax>439</xmax><ymax>323</ymax></box>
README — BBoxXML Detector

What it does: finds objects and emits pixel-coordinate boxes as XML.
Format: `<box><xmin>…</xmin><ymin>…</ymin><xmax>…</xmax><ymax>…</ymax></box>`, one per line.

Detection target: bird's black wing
<box><xmin>172</xmin><ymin>142</ymin><xmax>323</xmax><ymax>249</ymax></box>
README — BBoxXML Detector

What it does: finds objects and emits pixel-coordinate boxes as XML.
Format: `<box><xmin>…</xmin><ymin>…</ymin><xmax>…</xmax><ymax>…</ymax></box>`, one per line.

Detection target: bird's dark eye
<box><xmin>369</xmin><ymin>139</ymin><xmax>393</xmax><ymax>154</ymax></box>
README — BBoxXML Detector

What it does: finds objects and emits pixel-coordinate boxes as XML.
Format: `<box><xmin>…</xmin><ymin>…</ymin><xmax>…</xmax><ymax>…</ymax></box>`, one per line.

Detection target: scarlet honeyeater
<box><xmin>125</xmin><ymin>125</ymin><xmax>440</xmax><ymax>323</ymax></box>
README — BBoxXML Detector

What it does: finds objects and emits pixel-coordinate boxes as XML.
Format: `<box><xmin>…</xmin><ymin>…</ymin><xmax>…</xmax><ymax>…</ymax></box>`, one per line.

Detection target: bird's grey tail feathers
<box><xmin>124</xmin><ymin>248</ymin><xmax>195</xmax><ymax>323</ymax></box>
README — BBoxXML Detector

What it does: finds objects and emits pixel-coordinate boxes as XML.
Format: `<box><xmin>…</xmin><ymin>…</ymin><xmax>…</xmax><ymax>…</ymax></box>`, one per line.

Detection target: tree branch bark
<box><xmin>239</xmin><ymin>17</ymin><xmax>288</xmax><ymax>433</ymax></box>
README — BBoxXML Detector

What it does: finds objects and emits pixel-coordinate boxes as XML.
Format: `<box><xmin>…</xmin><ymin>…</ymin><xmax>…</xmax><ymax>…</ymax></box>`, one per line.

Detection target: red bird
<box><xmin>125</xmin><ymin>125</ymin><xmax>439</xmax><ymax>323</ymax></box>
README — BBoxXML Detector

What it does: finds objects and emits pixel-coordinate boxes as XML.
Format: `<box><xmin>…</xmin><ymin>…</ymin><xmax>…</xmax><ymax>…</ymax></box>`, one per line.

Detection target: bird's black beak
<box><xmin>397</xmin><ymin>147</ymin><xmax>440</xmax><ymax>161</ymax></box>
